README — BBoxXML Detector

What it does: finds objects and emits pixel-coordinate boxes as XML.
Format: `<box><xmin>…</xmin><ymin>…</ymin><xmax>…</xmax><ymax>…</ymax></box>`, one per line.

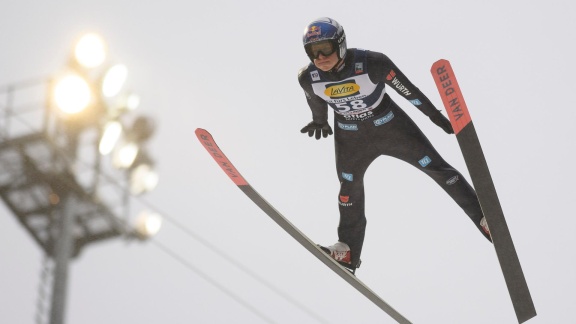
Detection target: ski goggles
<box><xmin>305</xmin><ymin>40</ymin><xmax>336</xmax><ymax>60</ymax></box>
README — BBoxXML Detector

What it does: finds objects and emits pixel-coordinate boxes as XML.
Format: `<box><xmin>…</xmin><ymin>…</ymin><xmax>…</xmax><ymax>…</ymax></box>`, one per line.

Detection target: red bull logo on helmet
<box><xmin>307</xmin><ymin>26</ymin><xmax>322</xmax><ymax>39</ymax></box>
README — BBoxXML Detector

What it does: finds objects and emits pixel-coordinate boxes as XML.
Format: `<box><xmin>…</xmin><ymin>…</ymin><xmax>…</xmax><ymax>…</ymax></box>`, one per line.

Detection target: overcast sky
<box><xmin>1</xmin><ymin>0</ymin><xmax>575</xmax><ymax>323</ymax></box>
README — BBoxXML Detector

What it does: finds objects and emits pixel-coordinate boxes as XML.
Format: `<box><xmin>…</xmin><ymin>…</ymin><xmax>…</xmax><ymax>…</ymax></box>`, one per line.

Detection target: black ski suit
<box><xmin>298</xmin><ymin>49</ymin><xmax>491</xmax><ymax>267</ymax></box>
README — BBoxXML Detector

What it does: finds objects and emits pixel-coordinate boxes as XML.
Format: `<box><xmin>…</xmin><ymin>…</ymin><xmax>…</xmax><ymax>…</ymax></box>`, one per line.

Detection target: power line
<box><xmin>146</xmin><ymin>205</ymin><xmax>330</xmax><ymax>324</ymax></box>
<box><xmin>151</xmin><ymin>239</ymin><xmax>277</xmax><ymax>324</ymax></box>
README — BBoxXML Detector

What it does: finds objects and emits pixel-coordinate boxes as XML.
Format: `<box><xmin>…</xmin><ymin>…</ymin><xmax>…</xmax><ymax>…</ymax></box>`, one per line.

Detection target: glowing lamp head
<box><xmin>135</xmin><ymin>211</ymin><xmax>162</xmax><ymax>239</ymax></box>
<box><xmin>74</xmin><ymin>33</ymin><xmax>107</xmax><ymax>69</ymax></box>
<box><xmin>53</xmin><ymin>74</ymin><xmax>92</xmax><ymax>114</ymax></box>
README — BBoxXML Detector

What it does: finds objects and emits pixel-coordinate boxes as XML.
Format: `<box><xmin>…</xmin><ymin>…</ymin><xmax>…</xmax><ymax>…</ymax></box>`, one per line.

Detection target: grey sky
<box><xmin>1</xmin><ymin>0</ymin><xmax>575</xmax><ymax>323</ymax></box>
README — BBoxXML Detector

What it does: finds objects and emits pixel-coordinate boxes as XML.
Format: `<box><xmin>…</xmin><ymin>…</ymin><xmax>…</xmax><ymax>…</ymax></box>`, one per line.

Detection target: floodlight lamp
<box><xmin>113</xmin><ymin>142</ymin><xmax>139</xmax><ymax>169</ymax></box>
<box><xmin>126</xmin><ymin>93</ymin><xmax>140</xmax><ymax>110</ymax></box>
<box><xmin>129</xmin><ymin>116</ymin><xmax>156</xmax><ymax>143</ymax></box>
<box><xmin>130</xmin><ymin>164</ymin><xmax>159</xmax><ymax>195</ymax></box>
<box><xmin>135</xmin><ymin>211</ymin><xmax>162</xmax><ymax>239</ymax></box>
<box><xmin>99</xmin><ymin>121</ymin><xmax>123</xmax><ymax>155</ymax></box>
<box><xmin>53</xmin><ymin>74</ymin><xmax>92</xmax><ymax>114</ymax></box>
<box><xmin>74</xmin><ymin>33</ymin><xmax>107</xmax><ymax>69</ymax></box>
<box><xmin>109</xmin><ymin>93</ymin><xmax>140</xmax><ymax>117</ymax></box>
<box><xmin>102</xmin><ymin>64</ymin><xmax>128</xmax><ymax>98</ymax></box>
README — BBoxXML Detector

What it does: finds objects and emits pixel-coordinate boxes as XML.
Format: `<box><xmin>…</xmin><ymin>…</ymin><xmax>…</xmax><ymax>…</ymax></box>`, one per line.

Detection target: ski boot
<box><xmin>318</xmin><ymin>241</ymin><xmax>361</xmax><ymax>274</ymax></box>
<box><xmin>480</xmin><ymin>216</ymin><xmax>491</xmax><ymax>239</ymax></box>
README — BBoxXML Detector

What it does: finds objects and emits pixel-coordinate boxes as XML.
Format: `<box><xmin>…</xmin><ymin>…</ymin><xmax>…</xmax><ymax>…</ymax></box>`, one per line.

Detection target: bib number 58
<box><xmin>334</xmin><ymin>100</ymin><xmax>368</xmax><ymax>112</ymax></box>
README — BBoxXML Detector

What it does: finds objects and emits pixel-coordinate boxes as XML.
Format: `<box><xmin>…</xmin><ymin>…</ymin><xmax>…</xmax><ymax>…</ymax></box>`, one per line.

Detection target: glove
<box><xmin>300</xmin><ymin>121</ymin><xmax>333</xmax><ymax>140</ymax></box>
<box><xmin>429</xmin><ymin>111</ymin><xmax>454</xmax><ymax>134</ymax></box>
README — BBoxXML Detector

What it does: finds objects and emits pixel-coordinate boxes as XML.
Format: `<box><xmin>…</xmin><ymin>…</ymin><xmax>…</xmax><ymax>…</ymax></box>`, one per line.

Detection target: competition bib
<box><xmin>309</xmin><ymin>49</ymin><xmax>386</xmax><ymax>121</ymax></box>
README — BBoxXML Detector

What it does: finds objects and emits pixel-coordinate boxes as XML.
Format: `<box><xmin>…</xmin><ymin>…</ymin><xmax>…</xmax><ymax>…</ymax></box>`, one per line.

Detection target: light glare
<box><xmin>74</xmin><ymin>33</ymin><xmax>106</xmax><ymax>69</ymax></box>
<box><xmin>54</xmin><ymin>75</ymin><xmax>92</xmax><ymax>114</ymax></box>
<box><xmin>113</xmin><ymin>142</ymin><xmax>139</xmax><ymax>169</ymax></box>
<box><xmin>136</xmin><ymin>211</ymin><xmax>162</xmax><ymax>239</ymax></box>
<box><xmin>99</xmin><ymin>121</ymin><xmax>123</xmax><ymax>155</ymax></box>
<box><xmin>126</xmin><ymin>93</ymin><xmax>140</xmax><ymax>110</ymax></box>
<box><xmin>130</xmin><ymin>164</ymin><xmax>159</xmax><ymax>195</ymax></box>
<box><xmin>102</xmin><ymin>64</ymin><xmax>128</xmax><ymax>97</ymax></box>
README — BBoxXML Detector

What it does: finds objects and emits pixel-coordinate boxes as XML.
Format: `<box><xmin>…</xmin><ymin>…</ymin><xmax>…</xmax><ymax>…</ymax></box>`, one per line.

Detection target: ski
<box><xmin>195</xmin><ymin>128</ymin><xmax>412</xmax><ymax>324</ymax></box>
<box><xmin>431</xmin><ymin>59</ymin><xmax>536</xmax><ymax>323</ymax></box>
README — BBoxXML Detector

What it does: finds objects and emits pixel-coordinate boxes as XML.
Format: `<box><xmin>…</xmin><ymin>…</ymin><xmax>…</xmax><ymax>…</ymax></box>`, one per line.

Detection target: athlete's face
<box><xmin>314</xmin><ymin>51</ymin><xmax>339</xmax><ymax>72</ymax></box>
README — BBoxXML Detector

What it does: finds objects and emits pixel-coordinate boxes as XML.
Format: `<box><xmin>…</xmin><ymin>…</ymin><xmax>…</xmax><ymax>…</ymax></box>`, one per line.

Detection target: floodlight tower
<box><xmin>0</xmin><ymin>33</ymin><xmax>161</xmax><ymax>324</ymax></box>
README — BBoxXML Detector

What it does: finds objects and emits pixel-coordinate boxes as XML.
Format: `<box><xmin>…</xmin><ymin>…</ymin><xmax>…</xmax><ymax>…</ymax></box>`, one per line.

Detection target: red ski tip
<box><xmin>195</xmin><ymin>128</ymin><xmax>248</xmax><ymax>186</ymax></box>
<box><xmin>431</xmin><ymin>60</ymin><xmax>472</xmax><ymax>135</ymax></box>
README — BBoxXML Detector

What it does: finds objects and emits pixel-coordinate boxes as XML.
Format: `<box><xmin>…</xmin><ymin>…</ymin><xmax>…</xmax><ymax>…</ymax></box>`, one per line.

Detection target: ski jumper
<box><xmin>298</xmin><ymin>49</ymin><xmax>491</xmax><ymax>267</ymax></box>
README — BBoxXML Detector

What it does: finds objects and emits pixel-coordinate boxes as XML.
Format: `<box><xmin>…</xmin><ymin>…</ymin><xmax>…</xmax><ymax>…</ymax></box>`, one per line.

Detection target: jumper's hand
<box><xmin>300</xmin><ymin>121</ymin><xmax>333</xmax><ymax>140</ymax></box>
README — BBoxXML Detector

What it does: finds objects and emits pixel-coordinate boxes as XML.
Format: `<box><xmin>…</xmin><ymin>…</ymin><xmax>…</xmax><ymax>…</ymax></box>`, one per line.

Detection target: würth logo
<box><xmin>386</xmin><ymin>70</ymin><xmax>411</xmax><ymax>96</ymax></box>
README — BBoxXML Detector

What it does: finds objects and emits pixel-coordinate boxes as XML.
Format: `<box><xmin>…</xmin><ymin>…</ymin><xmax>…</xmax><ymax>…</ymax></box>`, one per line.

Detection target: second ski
<box><xmin>431</xmin><ymin>59</ymin><xmax>536</xmax><ymax>323</ymax></box>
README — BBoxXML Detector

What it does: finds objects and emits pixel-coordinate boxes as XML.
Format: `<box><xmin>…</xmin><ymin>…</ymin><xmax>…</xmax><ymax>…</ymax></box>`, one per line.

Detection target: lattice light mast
<box><xmin>0</xmin><ymin>33</ymin><xmax>161</xmax><ymax>324</ymax></box>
